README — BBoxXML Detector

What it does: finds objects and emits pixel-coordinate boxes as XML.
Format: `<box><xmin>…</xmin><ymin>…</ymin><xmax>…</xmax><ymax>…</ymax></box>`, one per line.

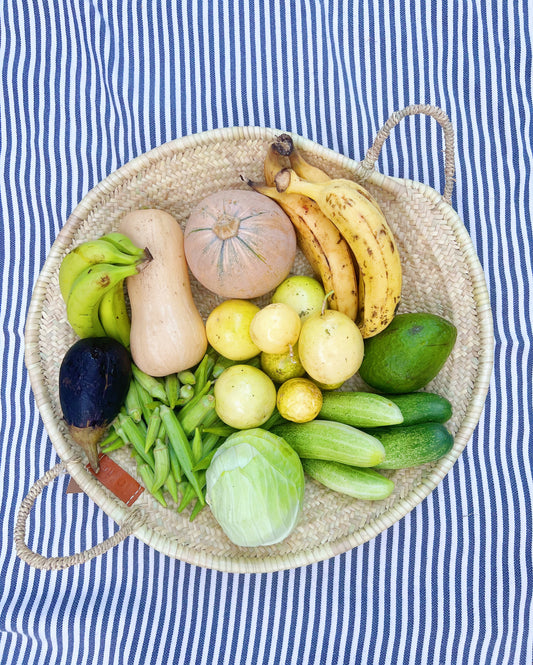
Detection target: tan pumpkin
<box><xmin>119</xmin><ymin>209</ymin><xmax>207</xmax><ymax>377</ymax></box>
<box><xmin>183</xmin><ymin>190</ymin><xmax>297</xmax><ymax>299</ymax></box>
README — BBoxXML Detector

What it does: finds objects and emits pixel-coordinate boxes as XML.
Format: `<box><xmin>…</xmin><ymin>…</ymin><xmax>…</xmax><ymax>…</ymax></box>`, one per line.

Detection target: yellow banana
<box><xmin>265</xmin><ymin>132</ymin><xmax>332</xmax><ymax>184</ymax></box>
<box><xmin>250</xmin><ymin>181</ymin><xmax>358</xmax><ymax>320</ymax></box>
<box><xmin>98</xmin><ymin>280</ymin><xmax>131</xmax><ymax>347</ymax></box>
<box><xmin>263</xmin><ymin>141</ymin><xmax>358</xmax><ymax>318</ymax></box>
<box><xmin>264</xmin><ymin>141</ymin><xmax>289</xmax><ymax>186</ymax></box>
<box><xmin>288</xmin><ymin>144</ymin><xmax>331</xmax><ymax>183</ymax></box>
<box><xmin>275</xmin><ymin>169</ymin><xmax>402</xmax><ymax>338</ymax></box>
<box><xmin>67</xmin><ymin>263</ymin><xmax>140</xmax><ymax>339</ymax></box>
<box><xmin>59</xmin><ymin>237</ymin><xmax>144</xmax><ymax>302</ymax></box>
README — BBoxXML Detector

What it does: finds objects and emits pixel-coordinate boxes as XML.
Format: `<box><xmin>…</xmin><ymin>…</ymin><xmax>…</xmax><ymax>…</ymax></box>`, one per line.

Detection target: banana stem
<box><xmin>272</xmin><ymin>134</ymin><xmax>294</xmax><ymax>157</ymax></box>
<box><xmin>274</xmin><ymin>168</ymin><xmax>322</xmax><ymax>199</ymax></box>
<box><xmin>274</xmin><ymin>168</ymin><xmax>292</xmax><ymax>193</ymax></box>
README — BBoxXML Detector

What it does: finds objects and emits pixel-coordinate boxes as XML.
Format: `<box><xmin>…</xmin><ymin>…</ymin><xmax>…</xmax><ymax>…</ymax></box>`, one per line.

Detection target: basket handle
<box><xmin>14</xmin><ymin>463</ymin><xmax>142</xmax><ymax>570</ymax></box>
<box><xmin>355</xmin><ymin>104</ymin><xmax>455</xmax><ymax>203</ymax></box>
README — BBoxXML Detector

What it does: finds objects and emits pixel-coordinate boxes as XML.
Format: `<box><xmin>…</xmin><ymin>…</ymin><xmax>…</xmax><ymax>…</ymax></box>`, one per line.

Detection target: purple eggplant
<box><xmin>59</xmin><ymin>337</ymin><xmax>132</xmax><ymax>472</ymax></box>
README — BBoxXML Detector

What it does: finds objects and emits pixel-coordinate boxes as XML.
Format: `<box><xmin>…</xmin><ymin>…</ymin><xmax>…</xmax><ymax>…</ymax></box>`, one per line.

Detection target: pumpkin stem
<box><xmin>213</xmin><ymin>214</ymin><xmax>241</xmax><ymax>240</ymax></box>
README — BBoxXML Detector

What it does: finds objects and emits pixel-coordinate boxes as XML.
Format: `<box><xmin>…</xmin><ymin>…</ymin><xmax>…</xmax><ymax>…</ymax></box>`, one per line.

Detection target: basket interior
<box><xmin>26</xmin><ymin>128</ymin><xmax>492</xmax><ymax>572</ymax></box>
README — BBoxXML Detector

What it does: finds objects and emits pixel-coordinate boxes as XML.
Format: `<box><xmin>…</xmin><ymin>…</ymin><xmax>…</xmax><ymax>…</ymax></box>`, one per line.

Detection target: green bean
<box><xmin>164</xmin><ymin>471</ymin><xmax>179</xmax><ymax>504</ymax></box>
<box><xmin>179</xmin><ymin>394</ymin><xmax>216</xmax><ymax>437</ymax></box>
<box><xmin>137</xmin><ymin>461</ymin><xmax>167</xmax><ymax>507</ymax></box>
<box><xmin>247</xmin><ymin>355</ymin><xmax>261</xmax><ymax>368</ymax></box>
<box><xmin>192</xmin><ymin>449</ymin><xmax>217</xmax><ymax>472</ymax></box>
<box><xmin>100</xmin><ymin>428</ymin><xmax>122</xmax><ymax>447</ymax></box>
<box><xmin>100</xmin><ymin>438</ymin><xmax>125</xmax><ymax>454</ymax></box>
<box><xmin>178</xmin><ymin>470</ymin><xmax>207</xmax><ymax>513</ymax></box>
<box><xmin>193</xmin><ymin>353</ymin><xmax>215</xmax><ymax>394</ymax></box>
<box><xmin>177</xmin><ymin>471</ymin><xmax>206</xmax><ymax>513</ymax></box>
<box><xmin>144</xmin><ymin>406</ymin><xmax>162</xmax><ymax>453</ymax></box>
<box><xmin>168</xmin><ymin>438</ymin><xmax>182</xmax><ymax>483</ymax></box>
<box><xmin>191</xmin><ymin>428</ymin><xmax>203</xmax><ymax>464</ymax></box>
<box><xmin>152</xmin><ymin>438</ymin><xmax>170</xmax><ymax>492</ymax></box>
<box><xmin>200</xmin><ymin>407</ymin><xmax>221</xmax><ymax>431</ymax></box>
<box><xmin>177</xmin><ymin>370</ymin><xmax>196</xmax><ymax>385</ymax></box>
<box><xmin>179</xmin><ymin>384</ymin><xmax>195</xmax><ymax>402</ymax></box>
<box><xmin>189</xmin><ymin>499</ymin><xmax>205</xmax><ymax>522</ymax></box>
<box><xmin>117</xmin><ymin>413</ymin><xmax>154</xmax><ymax>468</ymax></box>
<box><xmin>177</xmin><ymin>482</ymin><xmax>196</xmax><ymax>513</ymax></box>
<box><xmin>201</xmin><ymin>423</ymin><xmax>235</xmax><ymax>438</ymax></box>
<box><xmin>159</xmin><ymin>405</ymin><xmax>205</xmax><ymax>504</ymax></box>
<box><xmin>211</xmin><ymin>355</ymin><xmax>238</xmax><ymax>378</ymax></box>
<box><xmin>132</xmin><ymin>364</ymin><xmax>169</xmax><ymax>404</ymax></box>
<box><xmin>133</xmin><ymin>379</ymin><xmax>157</xmax><ymax>423</ymax></box>
<box><xmin>164</xmin><ymin>373</ymin><xmax>181</xmax><ymax>409</ymax></box>
<box><xmin>124</xmin><ymin>380</ymin><xmax>143</xmax><ymax>422</ymax></box>
<box><xmin>200</xmin><ymin>432</ymin><xmax>221</xmax><ymax>456</ymax></box>
<box><xmin>177</xmin><ymin>380</ymin><xmax>212</xmax><ymax>422</ymax></box>
<box><xmin>261</xmin><ymin>409</ymin><xmax>286</xmax><ymax>431</ymax></box>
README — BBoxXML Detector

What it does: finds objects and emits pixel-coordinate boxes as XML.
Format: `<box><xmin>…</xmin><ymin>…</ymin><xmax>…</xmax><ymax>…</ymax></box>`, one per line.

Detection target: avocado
<box><xmin>358</xmin><ymin>313</ymin><xmax>457</xmax><ymax>393</ymax></box>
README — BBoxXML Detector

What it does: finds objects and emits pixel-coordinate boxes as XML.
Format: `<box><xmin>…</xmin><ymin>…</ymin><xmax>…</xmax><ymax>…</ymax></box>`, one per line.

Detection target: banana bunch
<box><xmin>59</xmin><ymin>232</ymin><xmax>148</xmax><ymax>346</ymax></box>
<box><xmin>249</xmin><ymin>138</ymin><xmax>359</xmax><ymax>321</ymax></box>
<box><xmin>255</xmin><ymin>136</ymin><xmax>402</xmax><ymax>338</ymax></box>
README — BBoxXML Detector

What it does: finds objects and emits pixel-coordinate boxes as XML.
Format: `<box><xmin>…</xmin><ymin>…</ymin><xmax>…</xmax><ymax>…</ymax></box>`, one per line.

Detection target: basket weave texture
<box><xmin>22</xmin><ymin>113</ymin><xmax>494</xmax><ymax>573</ymax></box>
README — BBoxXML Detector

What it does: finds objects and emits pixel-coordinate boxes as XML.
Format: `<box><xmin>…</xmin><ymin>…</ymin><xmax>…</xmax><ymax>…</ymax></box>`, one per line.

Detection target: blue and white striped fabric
<box><xmin>1</xmin><ymin>1</ymin><xmax>531</xmax><ymax>663</ymax></box>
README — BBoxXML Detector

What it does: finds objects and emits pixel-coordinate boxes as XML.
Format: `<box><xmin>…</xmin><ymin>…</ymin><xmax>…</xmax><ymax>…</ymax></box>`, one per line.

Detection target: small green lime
<box><xmin>260</xmin><ymin>344</ymin><xmax>306</xmax><ymax>383</ymax></box>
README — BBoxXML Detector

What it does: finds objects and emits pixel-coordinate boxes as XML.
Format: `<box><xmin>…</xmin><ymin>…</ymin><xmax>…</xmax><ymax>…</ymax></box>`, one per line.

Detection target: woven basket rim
<box><xmin>24</xmin><ymin>126</ymin><xmax>494</xmax><ymax>573</ymax></box>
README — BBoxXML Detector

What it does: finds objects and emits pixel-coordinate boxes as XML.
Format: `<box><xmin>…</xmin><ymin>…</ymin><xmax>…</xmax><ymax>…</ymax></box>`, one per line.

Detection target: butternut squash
<box><xmin>119</xmin><ymin>209</ymin><xmax>207</xmax><ymax>377</ymax></box>
<box><xmin>184</xmin><ymin>190</ymin><xmax>296</xmax><ymax>299</ymax></box>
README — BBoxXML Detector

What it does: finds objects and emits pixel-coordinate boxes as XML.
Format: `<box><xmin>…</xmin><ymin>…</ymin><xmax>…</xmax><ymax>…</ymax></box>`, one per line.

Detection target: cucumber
<box><xmin>272</xmin><ymin>420</ymin><xmax>386</xmax><ymax>467</ymax></box>
<box><xmin>367</xmin><ymin>422</ymin><xmax>454</xmax><ymax>469</ymax></box>
<box><xmin>318</xmin><ymin>391</ymin><xmax>404</xmax><ymax>427</ymax></box>
<box><xmin>381</xmin><ymin>392</ymin><xmax>453</xmax><ymax>426</ymax></box>
<box><xmin>302</xmin><ymin>459</ymin><xmax>394</xmax><ymax>500</ymax></box>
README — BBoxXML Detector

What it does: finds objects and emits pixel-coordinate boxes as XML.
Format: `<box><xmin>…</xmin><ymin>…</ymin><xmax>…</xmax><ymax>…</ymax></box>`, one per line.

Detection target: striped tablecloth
<box><xmin>1</xmin><ymin>2</ymin><xmax>531</xmax><ymax>663</ymax></box>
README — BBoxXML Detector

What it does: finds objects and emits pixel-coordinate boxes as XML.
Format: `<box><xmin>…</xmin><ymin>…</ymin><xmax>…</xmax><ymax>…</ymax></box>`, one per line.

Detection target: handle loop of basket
<box><xmin>355</xmin><ymin>104</ymin><xmax>455</xmax><ymax>203</ymax></box>
<box><xmin>14</xmin><ymin>463</ymin><xmax>143</xmax><ymax>570</ymax></box>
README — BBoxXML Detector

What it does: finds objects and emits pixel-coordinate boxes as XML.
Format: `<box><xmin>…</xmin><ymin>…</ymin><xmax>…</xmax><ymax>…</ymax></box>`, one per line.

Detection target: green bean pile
<box><xmin>99</xmin><ymin>348</ymin><xmax>248</xmax><ymax>520</ymax></box>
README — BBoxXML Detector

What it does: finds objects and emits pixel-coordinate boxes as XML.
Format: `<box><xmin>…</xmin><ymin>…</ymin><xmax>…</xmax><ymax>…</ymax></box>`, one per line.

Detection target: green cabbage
<box><xmin>205</xmin><ymin>428</ymin><xmax>305</xmax><ymax>547</ymax></box>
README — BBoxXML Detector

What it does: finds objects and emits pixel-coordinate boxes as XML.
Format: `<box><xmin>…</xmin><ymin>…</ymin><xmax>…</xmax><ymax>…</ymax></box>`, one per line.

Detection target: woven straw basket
<box><xmin>17</xmin><ymin>105</ymin><xmax>494</xmax><ymax>573</ymax></box>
